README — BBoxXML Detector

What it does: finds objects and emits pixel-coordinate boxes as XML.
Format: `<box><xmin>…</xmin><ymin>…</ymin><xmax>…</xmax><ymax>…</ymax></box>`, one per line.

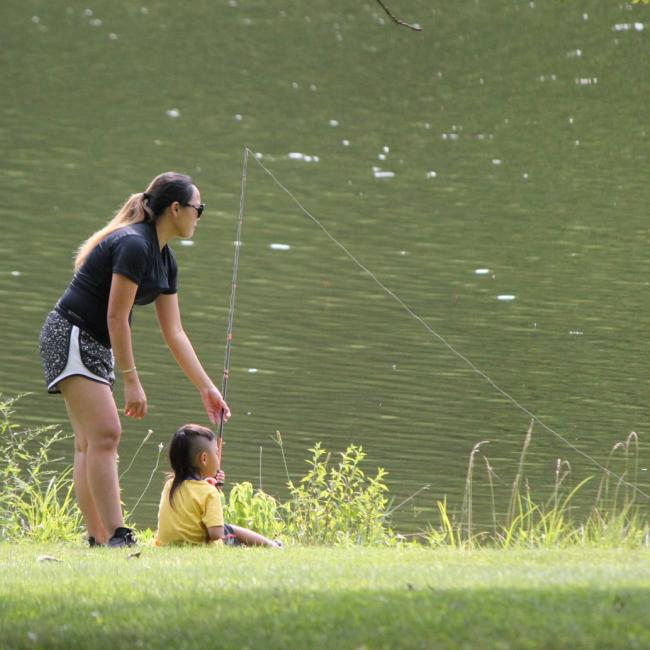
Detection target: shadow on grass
<box><xmin>3</xmin><ymin>583</ymin><xmax>649</xmax><ymax>649</ymax></box>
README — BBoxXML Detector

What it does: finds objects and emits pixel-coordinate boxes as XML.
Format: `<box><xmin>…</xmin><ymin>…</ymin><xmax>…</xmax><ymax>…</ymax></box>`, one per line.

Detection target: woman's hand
<box><xmin>200</xmin><ymin>385</ymin><xmax>231</xmax><ymax>425</ymax></box>
<box><xmin>124</xmin><ymin>373</ymin><xmax>147</xmax><ymax>419</ymax></box>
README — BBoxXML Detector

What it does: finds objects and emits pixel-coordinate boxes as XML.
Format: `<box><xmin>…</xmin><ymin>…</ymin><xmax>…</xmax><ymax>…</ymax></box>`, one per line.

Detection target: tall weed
<box><xmin>426</xmin><ymin>422</ymin><xmax>649</xmax><ymax>549</ymax></box>
<box><xmin>0</xmin><ymin>395</ymin><xmax>82</xmax><ymax>542</ymax></box>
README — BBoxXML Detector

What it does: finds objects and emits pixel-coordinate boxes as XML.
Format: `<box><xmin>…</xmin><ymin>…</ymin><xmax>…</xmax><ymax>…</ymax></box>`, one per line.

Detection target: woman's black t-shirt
<box><xmin>56</xmin><ymin>221</ymin><xmax>177</xmax><ymax>347</ymax></box>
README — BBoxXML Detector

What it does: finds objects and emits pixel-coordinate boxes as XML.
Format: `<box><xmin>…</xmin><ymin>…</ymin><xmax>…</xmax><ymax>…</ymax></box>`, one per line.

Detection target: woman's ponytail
<box><xmin>72</xmin><ymin>171</ymin><xmax>195</xmax><ymax>271</ymax></box>
<box><xmin>73</xmin><ymin>192</ymin><xmax>149</xmax><ymax>270</ymax></box>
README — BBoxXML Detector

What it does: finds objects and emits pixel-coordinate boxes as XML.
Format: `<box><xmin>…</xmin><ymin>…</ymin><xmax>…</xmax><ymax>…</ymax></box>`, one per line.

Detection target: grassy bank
<box><xmin>1</xmin><ymin>544</ymin><xmax>649</xmax><ymax>649</ymax></box>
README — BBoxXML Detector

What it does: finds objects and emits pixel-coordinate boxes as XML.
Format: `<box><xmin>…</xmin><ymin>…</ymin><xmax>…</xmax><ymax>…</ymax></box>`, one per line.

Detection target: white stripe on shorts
<box><xmin>47</xmin><ymin>325</ymin><xmax>112</xmax><ymax>391</ymax></box>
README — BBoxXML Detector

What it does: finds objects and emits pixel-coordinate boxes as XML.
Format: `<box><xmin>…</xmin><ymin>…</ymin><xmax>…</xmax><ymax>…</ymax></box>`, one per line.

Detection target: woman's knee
<box><xmin>87</xmin><ymin>422</ymin><xmax>121</xmax><ymax>452</ymax></box>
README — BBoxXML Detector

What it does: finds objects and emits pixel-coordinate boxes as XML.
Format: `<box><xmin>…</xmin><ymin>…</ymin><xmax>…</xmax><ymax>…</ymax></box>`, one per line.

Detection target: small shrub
<box><xmin>224</xmin><ymin>481</ymin><xmax>285</xmax><ymax>539</ymax></box>
<box><xmin>222</xmin><ymin>443</ymin><xmax>396</xmax><ymax>546</ymax></box>
<box><xmin>282</xmin><ymin>443</ymin><xmax>395</xmax><ymax>545</ymax></box>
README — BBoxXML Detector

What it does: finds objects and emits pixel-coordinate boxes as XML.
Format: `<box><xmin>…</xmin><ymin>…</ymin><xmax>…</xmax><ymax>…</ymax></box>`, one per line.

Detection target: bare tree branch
<box><xmin>374</xmin><ymin>0</ymin><xmax>423</xmax><ymax>32</ymax></box>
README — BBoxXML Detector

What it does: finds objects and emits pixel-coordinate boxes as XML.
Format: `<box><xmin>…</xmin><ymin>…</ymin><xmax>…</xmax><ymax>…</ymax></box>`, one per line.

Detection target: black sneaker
<box><xmin>107</xmin><ymin>527</ymin><xmax>137</xmax><ymax>548</ymax></box>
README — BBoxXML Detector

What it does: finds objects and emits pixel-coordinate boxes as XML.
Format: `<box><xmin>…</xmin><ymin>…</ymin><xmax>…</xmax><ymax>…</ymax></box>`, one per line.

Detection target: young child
<box><xmin>155</xmin><ymin>424</ymin><xmax>281</xmax><ymax>548</ymax></box>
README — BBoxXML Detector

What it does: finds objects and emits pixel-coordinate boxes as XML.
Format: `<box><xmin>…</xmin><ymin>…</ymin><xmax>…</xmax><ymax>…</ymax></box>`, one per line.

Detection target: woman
<box><xmin>39</xmin><ymin>172</ymin><xmax>230</xmax><ymax>548</ymax></box>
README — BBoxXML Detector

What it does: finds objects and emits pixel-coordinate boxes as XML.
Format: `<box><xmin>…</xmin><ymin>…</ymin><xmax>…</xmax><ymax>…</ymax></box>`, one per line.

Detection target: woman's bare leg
<box><xmin>64</xmin><ymin>399</ymin><xmax>110</xmax><ymax>543</ymax></box>
<box><xmin>59</xmin><ymin>376</ymin><xmax>123</xmax><ymax>540</ymax></box>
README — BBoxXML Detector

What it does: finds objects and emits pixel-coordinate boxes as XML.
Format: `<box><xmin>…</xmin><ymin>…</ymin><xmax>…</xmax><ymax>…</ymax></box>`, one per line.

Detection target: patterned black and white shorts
<box><xmin>39</xmin><ymin>310</ymin><xmax>115</xmax><ymax>394</ymax></box>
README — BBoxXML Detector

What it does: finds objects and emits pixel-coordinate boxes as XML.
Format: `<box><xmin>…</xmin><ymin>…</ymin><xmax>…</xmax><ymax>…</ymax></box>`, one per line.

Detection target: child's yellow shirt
<box><xmin>155</xmin><ymin>478</ymin><xmax>224</xmax><ymax>546</ymax></box>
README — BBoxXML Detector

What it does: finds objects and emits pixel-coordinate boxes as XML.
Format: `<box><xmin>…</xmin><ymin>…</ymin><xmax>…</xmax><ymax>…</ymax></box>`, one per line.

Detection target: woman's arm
<box><xmin>107</xmin><ymin>273</ymin><xmax>147</xmax><ymax>419</ymax></box>
<box><xmin>155</xmin><ymin>293</ymin><xmax>231</xmax><ymax>424</ymax></box>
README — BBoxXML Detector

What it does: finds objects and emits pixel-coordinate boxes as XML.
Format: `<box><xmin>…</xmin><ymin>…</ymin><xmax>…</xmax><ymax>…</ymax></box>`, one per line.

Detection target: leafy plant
<box><xmin>224</xmin><ymin>481</ymin><xmax>285</xmax><ymax>539</ymax></box>
<box><xmin>282</xmin><ymin>442</ymin><xmax>395</xmax><ymax>545</ymax></box>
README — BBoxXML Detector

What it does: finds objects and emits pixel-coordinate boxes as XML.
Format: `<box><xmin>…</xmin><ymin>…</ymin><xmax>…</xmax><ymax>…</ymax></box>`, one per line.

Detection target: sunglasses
<box><xmin>182</xmin><ymin>202</ymin><xmax>205</xmax><ymax>218</ymax></box>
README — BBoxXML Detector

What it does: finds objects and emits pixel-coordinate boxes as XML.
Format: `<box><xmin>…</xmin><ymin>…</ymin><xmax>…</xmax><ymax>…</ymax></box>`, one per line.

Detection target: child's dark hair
<box><xmin>168</xmin><ymin>424</ymin><xmax>215</xmax><ymax>506</ymax></box>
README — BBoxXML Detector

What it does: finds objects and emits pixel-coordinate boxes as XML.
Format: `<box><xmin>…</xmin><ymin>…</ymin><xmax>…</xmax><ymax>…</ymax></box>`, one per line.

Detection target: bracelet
<box><xmin>120</xmin><ymin>366</ymin><xmax>137</xmax><ymax>375</ymax></box>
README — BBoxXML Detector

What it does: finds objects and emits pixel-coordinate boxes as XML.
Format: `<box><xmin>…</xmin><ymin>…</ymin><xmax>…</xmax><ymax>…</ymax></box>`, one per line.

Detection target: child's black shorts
<box><xmin>223</xmin><ymin>524</ymin><xmax>241</xmax><ymax>546</ymax></box>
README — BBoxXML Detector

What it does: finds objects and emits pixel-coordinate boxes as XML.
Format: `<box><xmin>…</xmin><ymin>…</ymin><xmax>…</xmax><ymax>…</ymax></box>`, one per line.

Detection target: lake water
<box><xmin>1</xmin><ymin>0</ymin><xmax>649</xmax><ymax>532</ymax></box>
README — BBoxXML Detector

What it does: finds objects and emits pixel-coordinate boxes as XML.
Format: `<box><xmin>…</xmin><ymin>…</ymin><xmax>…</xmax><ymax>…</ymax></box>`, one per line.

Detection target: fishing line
<box><xmin>241</xmin><ymin>146</ymin><xmax>650</xmax><ymax>502</ymax></box>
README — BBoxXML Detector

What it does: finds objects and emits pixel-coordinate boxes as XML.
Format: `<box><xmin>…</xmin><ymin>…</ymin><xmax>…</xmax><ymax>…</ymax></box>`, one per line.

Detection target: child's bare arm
<box><xmin>207</xmin><ymin>525</ymin><xmax>225</xmax><ymax>543</ymax></box>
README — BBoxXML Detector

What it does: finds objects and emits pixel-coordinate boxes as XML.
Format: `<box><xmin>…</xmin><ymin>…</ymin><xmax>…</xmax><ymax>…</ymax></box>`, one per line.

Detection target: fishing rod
<box><xmin>215</xmin><ymin>147</ymin><xmax>249</xmax><ymax>485</ymax></box>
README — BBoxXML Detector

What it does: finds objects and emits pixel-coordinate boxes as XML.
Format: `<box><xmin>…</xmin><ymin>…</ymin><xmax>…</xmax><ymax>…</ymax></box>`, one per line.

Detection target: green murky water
<box><xmin>1</xmin><ymin>0</ymin><xmax>649</xmax><ymax>531</ymax></box>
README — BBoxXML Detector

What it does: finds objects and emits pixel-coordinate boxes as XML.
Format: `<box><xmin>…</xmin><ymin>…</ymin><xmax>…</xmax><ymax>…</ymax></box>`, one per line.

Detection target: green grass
<box><xmin>1</xmin><ymin>544</ymin><xmax>649</xmax><ymax>649</ymax></box>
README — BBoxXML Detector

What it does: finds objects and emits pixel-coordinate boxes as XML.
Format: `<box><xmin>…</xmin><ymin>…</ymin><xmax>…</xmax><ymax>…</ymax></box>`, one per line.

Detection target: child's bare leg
<box><xmin>229</xmin><ymin>524</ymin><xmax>281</xmax><ymax>547</ymax></box>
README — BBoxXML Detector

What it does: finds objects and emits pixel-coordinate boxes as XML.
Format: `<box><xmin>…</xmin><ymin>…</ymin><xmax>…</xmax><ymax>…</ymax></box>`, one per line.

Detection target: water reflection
<box><xmin>1</xmin><ymin>0</ymin><xmax>649</xmax><ymax>532</ymax></box>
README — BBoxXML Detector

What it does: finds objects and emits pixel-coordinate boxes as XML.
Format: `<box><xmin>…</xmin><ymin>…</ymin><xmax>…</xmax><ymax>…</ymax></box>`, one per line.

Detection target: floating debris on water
<box><xmin>234</xmin><ymin>114</ymin><xmax>243</xmax><ymax>121</ymax></box>
<box><xmin>575</xmin><ymin>77</ymin><xmax>598</xmax><ymax>86</ymax></box>
<box><xmin>84</xmin><ymin>8</ymin><xmax>93</xmax><ymax>16</ymax></box>
<box><xmin>342</xmin><ymin>139</ymin><xmax>350</xmax><ymax>147</ymax></box>
<box><xmin>288</xmin><ymin>152</ymin><xmax>320</xmax><ymax>162</ymax></box>
<box><xmin>378</xmin><ymin>153</ymin><xmax>386</xmax><ymax>161</ymax></box>
<box><xmin>426</xmin><ymin>171</ymin><xmax>437</xmax><ymax>178</ymax></box>
<box><xmin>269</xmin><ymin>243</ymin><xmax>291</xmax><ymax>251</ymax></box>
<box><xmin>492</xmin><ymin>159</ymin><xmax>502</xmax><ymax>166</ymax></box>
<box><xmin>31</xmin><ymin>16</ymin><xmax>40</xmax><ymax>23</ymax></box>
<box><xmin>497</xmin><ymin>294</ymin><xmax>515</xmax><ymax>301</ymax></box>
<box><xmin>383</xmin><ymin>146</ymin><xmax>390</xmax><ymax>153</ymax></box>
<box><xmin>474</xmin><ymin>269</ymin><xmax>490</xmax><ymax>275</ymax></box>
<box><xmin>612</xmin><ymin>23</ymin><xmax>644</xmax><ymax>32</ymax></box>
<box><xmin>10</xmin><ymin>271</ymin><xmax>21</xmax><ymax>277</ymax></box>
<box><xmin>247</xmin><ymin>368</ymin><xmax>258</xmax><ymax>373</ymax></box>
<box><xmin>89</xmin><ymin>18</ymin><xmax>103</xmax><ymax>27</ymax></box>
<box><xmin>166</xmin><ymin>108</ymin><xmax>180</xmax><ymax>118</ymax></box>
<box><xmin>329</xmin><ymin>119</ymin><xmax>339</xmax><ymax>127</ymax></box>
<box><xmin>567</xmin><ymin>49</ymin><xmax>582</xmax><ymax>58</ymax></box>
<box><xmin>399</xmin><ymin>250</ymin><xmax>408</xmax><ymax>256</ymax></box>
<box><xmin>180</xmin><ymin>240</ymin><xmax>194</xmax><ymax>247</ymax></box>
<box><xmin>109</xmin><ymin>32</ymin><xmax>118</xmax><ymax>40</ymax></box>
<box><xmin>523</xmin><ymin>173</ymin><xmax>529</xmax><ymax>179</ymax></box>
<box><xmin>373</xmin><ymin>168</ymin><xmax>395</xmax><ymax>179</ymax></box>
<box><xmin>254</xmin><ymin>152</ymin><xmax>263</xmax><ymax>160</ymax></box>
<box><xmin>441</xmin><ymin>132</ymin><xmax>460</xmax><ymax>141</ymax></box>
<box><xmin>569</xmin><ymin>330</ymin><xmax>584</xmax><ymax>336</ymax></box>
